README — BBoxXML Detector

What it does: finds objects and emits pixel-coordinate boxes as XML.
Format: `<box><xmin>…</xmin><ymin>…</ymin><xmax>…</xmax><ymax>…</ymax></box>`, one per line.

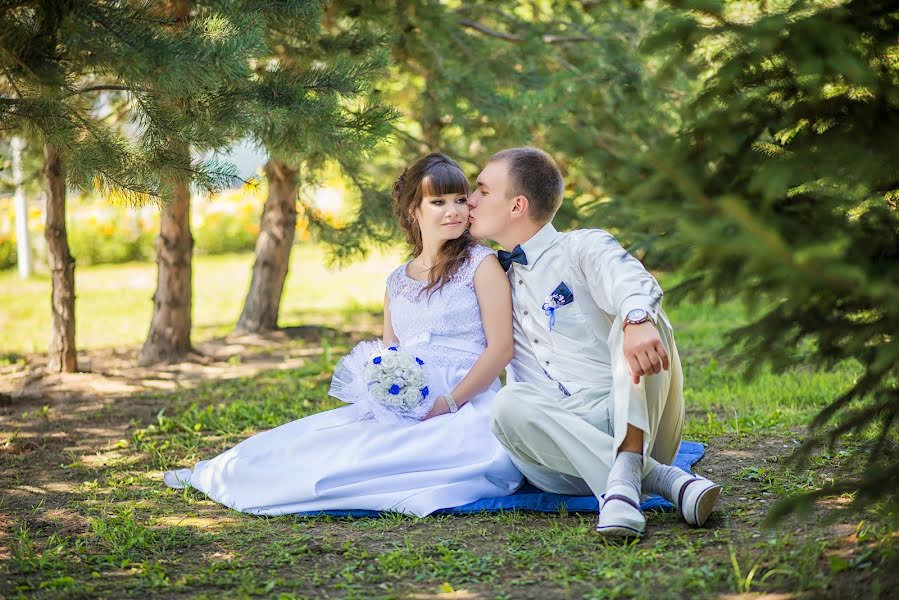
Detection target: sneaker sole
<box><xmin>596</xmin><ymin>524</ymin><xmax>644</xmax><ymax>538</ymax></box>
<box><xmin>690</xmin><ymin>484</ymin><xmax>722</xmax><ymax>527</ymax></box>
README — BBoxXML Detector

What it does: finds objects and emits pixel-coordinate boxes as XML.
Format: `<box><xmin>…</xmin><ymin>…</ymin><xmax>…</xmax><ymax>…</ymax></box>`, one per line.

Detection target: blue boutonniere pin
<box><xmin>541</xmin><ymin>282</ymin><xmax>574</xmax><ymax>331</ymax></box>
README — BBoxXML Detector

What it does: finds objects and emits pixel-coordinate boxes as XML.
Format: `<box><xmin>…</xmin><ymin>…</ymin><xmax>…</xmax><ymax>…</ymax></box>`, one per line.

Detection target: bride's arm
<box><xmin>425</xmin><ymin>255</ymin><xmax>513</xmax><ymax>417</ymax></box>
<box><xmin>383</xmin><ymin>289</ymin><xmax>399</xmax><ymax>345</ymax></box>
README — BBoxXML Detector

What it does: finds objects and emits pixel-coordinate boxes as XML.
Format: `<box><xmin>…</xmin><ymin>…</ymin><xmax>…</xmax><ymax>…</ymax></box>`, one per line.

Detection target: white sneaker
<box><xmin>676</xmin><ymin>476</ymin><xmax>722</xmax><ymax>527</ymax></box>
<box><xmin>596</xmin><ymin>492</ymin><xmax>645</xmax><ymax>538</ymax></box>
<box><xmin>163</xmin><ymin>469</ymin><xmax>193</xmax><ymax>489</ymax></box>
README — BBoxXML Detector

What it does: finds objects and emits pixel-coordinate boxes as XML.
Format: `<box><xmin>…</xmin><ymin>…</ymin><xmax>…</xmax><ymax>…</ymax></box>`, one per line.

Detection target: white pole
<box><xmin>12</xmin><ymin>136</ymin><xmax>32</xmax><ymax>279</ymax></box>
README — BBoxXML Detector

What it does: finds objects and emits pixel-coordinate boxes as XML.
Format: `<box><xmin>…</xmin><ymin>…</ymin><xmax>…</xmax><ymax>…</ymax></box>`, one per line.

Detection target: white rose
<box><xmin>370</xmin><ymin>382</ymin><xmax>389</xmax><ymax>398</ymax></box>
<box><xmin>363</xmin><ymin>363</ymin><xmax>377</xmax><ymax>379</ymax></box>
<box><xmin>401</xmin><ymin>388</ymin><xmax>420</xmax><ymax>407</ymax></box>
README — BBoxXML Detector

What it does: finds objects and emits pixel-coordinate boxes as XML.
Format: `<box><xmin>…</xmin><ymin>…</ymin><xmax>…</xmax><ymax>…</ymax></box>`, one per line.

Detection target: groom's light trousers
<box><xmin>490</xmin><ymin>316</ymin><xmax>684</xmax><ymax>498</ymax></box>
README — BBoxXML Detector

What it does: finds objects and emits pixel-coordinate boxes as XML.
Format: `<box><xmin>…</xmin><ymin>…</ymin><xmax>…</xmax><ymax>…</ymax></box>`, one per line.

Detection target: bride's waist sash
<box><xmin>403</xmin><ymin>332</ymin><xmax>486</xmax><ymax>356</ymax></box>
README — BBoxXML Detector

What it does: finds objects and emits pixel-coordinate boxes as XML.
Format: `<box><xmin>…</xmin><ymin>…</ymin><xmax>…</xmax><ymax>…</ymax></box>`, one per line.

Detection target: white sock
<box><xmin>605</xmin><ymin>451</ymin><xmax>643</xmax><ymax>501</ymax></box>
<box><xmin>643</xmin><ymin>463</ymin><xmax>692</xmax><ymax>505</ymax></box>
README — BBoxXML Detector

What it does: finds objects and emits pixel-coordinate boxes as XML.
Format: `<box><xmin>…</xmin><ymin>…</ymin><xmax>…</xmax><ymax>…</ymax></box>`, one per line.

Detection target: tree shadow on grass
<box><xmin>279</xmin><ymin>324</ymin><xmax>343</xmax><ymax>343</ymax></box>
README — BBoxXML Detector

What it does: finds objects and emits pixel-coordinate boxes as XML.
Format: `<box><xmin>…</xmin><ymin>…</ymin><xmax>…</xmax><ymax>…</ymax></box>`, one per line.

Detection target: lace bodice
<box><xmin>386</xmin><ymin>245</ymin><xmax>495</xmax><ymax>367</ymax></box>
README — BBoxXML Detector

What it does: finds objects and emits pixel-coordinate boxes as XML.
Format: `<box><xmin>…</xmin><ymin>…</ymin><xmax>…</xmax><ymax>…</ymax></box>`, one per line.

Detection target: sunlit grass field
<box><xmin>0</xmin><ymin>245</ymin><xmax>405</xmax><ymax>354</ymax></box>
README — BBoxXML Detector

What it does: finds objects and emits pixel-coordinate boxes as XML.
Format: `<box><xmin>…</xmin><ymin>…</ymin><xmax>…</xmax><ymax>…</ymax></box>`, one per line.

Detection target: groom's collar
<box><xmin>516</xmin><ymin>223</ymin><xmax>560</xmax><ymax>270</ymax></box>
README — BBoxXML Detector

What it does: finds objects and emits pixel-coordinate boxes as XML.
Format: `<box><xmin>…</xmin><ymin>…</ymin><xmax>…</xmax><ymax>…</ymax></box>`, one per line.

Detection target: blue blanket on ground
<box><xmin>298</xmin><ymin>441</ymin><xmax>705</xmax><ymax>517</ymax></box>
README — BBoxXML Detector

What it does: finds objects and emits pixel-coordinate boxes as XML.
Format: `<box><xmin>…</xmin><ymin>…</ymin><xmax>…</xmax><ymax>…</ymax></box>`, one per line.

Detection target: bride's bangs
<box><xmin>420</xmin><ymin>163</ymin><xmax>471</xmax><ymax>198</ymax></box>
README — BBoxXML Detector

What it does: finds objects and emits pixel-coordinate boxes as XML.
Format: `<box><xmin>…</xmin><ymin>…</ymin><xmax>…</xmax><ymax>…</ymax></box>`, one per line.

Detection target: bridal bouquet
<box><xmin>329</xmin><ymin>340</ymin><xmax>435</xmax><ymax>423</ymax></box>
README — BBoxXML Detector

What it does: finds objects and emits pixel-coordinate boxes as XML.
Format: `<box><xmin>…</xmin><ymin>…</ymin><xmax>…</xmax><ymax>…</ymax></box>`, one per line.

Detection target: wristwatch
<box><xmin>624</xmin><ymin>308</ymin><xmax>653</xmax><ymax>329</ymax></box>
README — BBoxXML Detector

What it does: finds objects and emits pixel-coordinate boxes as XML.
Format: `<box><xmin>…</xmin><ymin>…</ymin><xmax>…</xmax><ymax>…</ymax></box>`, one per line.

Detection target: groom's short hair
<box><xmin>489</xmin><ymin>147</ymin><xmax>563</xmax><ymax>224</ymax></box>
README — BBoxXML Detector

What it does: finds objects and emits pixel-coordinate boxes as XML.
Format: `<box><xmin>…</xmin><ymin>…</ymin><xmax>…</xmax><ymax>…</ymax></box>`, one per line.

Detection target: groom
<box><xmin>467</xmin><ymin>147</ymin><xmax>721</xmax><ymax>537</ymax></box>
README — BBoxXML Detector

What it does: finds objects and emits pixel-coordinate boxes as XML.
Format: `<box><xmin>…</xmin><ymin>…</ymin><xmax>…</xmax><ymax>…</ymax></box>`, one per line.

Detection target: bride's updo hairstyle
<box><xmin>393</xmin><ymin>153</ymin><xmax>476</xmax><ymax>296</ymax></box>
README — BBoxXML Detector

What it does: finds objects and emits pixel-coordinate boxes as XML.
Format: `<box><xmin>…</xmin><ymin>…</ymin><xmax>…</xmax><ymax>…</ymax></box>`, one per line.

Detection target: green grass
<box><xmin>1</xmin><ymin>250</ymin><xmax>895</xmax><ymax>598</ymax></box>
<box><xmin>0</xmin><ymin>244</ymin><xmax>404</xmax><ymax>355</ymax></box>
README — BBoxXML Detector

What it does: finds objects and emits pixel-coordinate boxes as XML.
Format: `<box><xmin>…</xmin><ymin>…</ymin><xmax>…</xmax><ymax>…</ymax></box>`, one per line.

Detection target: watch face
<box><xmin>627</xmin><ymin>308</ymin><xmax>648</xmax><ymax>322</ymax></box>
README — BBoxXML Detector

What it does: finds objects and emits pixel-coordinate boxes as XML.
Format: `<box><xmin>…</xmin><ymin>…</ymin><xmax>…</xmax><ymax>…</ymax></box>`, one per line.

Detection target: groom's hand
<box><xmin>622</xmin><ymin>322</ymin><xmax>669</xmax><ymax>385</ymax></box>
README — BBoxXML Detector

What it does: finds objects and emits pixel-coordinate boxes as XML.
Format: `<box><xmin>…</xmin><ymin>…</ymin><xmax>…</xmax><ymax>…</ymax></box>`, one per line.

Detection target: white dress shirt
<box><xmin>506</xmin><ymin>223</ymin><xmax>663</xmax><ymax>397</ymax></box>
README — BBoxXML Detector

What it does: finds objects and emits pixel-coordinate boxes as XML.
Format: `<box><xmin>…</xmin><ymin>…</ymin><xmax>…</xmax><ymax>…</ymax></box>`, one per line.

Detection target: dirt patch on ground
<box><xmin>0</xmin><ymin>327</ymin><xmax>349</xmax><ymax>404</ymax></box>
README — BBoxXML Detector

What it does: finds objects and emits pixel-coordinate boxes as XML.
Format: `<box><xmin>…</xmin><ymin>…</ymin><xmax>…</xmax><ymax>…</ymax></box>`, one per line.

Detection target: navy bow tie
<box><xmin>497</xmin><ymin>245</ymin><xmax>528</xmax><ymax>272</ymax></box>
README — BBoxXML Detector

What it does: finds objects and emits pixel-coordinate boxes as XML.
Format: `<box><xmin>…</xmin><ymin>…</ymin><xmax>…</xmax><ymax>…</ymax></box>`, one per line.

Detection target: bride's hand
<box><xmin>423</xmin><ymin>396</ymin><xmax>450</xmax><ymax>420</ymax></box>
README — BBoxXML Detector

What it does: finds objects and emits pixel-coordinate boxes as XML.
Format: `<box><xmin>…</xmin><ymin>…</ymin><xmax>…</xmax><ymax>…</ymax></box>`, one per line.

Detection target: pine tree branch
<box><xmin>68</xmin><ymin>84</ymin><xmax>142</xmax><ymax>97</ymax></box>
<box><xmin>543</xmin><ymin>34</ymin><xmax>595</xmax><ymax>44</ymax></box>
<box><xmin>83</xmin><ymin>3</ymin><xmax>152</xmax><ymax>54</ymax></box>
<box><xmin>0</xmin><ymin>77</ymin><xmax>23</xmax><ymax>100</ymax></box>
<box><xmin>390</xmin><ymin>127</ymin><xmax>482</xmax><ymax>171</ymax></box>
<box><xmin>392</xmin><ymin>127</ymin><xmax>433</xmax><ymax>152</ymax></box>
<box><xmin>457</xmin><ymin>18</ymin><xmax>521</xmax><ymax>42</ymax></box>
<box><xmin>0</xmin><ymin>50</ymin><xmax>30</xmax><ymax>94</ymax></box>
<box><xmin>456</xmin><ymin>18</ymin><xmax>597</xmax><ymax>45</ymax></box>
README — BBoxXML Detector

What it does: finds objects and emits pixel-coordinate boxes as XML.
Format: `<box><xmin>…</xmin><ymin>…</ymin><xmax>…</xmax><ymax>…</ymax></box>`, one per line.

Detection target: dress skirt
<box><xmin>176</xmin><ymin>359</ymin><xmax>523</xmax><ymax>517</ymax></box>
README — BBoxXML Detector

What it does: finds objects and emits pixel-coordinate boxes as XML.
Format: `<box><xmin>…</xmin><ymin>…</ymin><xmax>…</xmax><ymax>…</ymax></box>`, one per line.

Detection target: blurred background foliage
<box><xmin>0</xmin><ymin>179</ymin><xmax>329</xmax><ymax>270</ymax></box>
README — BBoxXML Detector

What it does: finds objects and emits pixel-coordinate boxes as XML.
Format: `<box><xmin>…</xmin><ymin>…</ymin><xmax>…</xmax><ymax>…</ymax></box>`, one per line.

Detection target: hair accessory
<box><xmin>392</xmin><ymin>167</ymin><xmax>409</xmax><ymax>203</ymax></box>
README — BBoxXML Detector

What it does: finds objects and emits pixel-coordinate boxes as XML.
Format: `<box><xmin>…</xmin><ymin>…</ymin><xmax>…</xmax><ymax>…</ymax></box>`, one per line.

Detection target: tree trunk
<box><xmin>139</xmin><ymin>180</ymin><xmax>193</xmax><ymax>365</ymax></box>
<box><xmin>234</xmin><ymin>158</ymin><xmax>298</xmax><ymax>335</ymax></box>
<box><xmin>43</xmin><ymin>144</ymin><xmax>77</xmax><ymax>373</ymax></box>
<box><xmin>139</xmin><ymin>0</ymin><xmax>193</xmax><ymax>366</ymax></box>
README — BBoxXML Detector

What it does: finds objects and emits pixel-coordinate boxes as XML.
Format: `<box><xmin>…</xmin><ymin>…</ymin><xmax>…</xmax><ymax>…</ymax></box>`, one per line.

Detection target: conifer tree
<box><xmin>326</xmin><ymin>1</ymin><xmax>685</xmax><ymax>246</ymax></box>
<box><xmin>625</xmin><ymin>0</ymin><xmax>899</xmax><ymax>513</ymax></box>
<box><xmin>140</xmin><ymin>1</ymin><xmax>391</xmax><ymax>360</ymax></box>
<box><xmin>1</xmin><ymin>1</ymin><xmax>240</xmax><ymax>371</ymax></box>
<box><xmin>233</xmin><ymin>4</ymin><xmax>393</xmax><ymax>335</ymax></box>
<box><xmin>299</xmin><ymin>0</ymin><xmax>613</xmax><ymax>259</ymax></box>
<box><xmin>138</xmin><ymin>0</ymin><xmax>196</xmax><ymax>366</ymax></box>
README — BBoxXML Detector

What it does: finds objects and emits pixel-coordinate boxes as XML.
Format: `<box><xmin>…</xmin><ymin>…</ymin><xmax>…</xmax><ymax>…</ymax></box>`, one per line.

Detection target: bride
<box><xmin>163</xmin><ymin>153</ymin><xmax>524</xmax><ymax>516</ymax></box>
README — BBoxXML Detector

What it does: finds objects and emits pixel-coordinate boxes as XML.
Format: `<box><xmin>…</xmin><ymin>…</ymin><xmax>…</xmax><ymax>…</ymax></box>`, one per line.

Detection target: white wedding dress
<box><xmin>163</xmin><ymin>245</ymin><xmax>523</xmax><ymax>516</ymax></box>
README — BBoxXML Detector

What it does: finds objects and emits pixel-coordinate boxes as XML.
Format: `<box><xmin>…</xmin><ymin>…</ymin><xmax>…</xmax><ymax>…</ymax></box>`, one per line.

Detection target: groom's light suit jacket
<box><xmin>505</xmin><ymin>223</ymin><xmax>664</xmax><ymax>398</ymax></box>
